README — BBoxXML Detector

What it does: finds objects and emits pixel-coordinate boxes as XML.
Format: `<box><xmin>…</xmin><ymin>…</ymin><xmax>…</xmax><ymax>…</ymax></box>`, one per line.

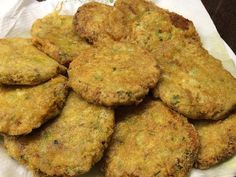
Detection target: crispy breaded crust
<box><xmin>129</xmin><ymin>5</ymin><xmax>236</xmax><ymax>120</ymax></box>
<box><xmin>130</xmin><ymin>10</ymin><xmax>199</xmax><ymax>54</ymax></box>
<box><xmin>0</xmin><ymin>75</ymin><xmax>68</xmax><ymax>135</ymax></box>
<box><xmin>115</xmin><ymin>0</ymin><xmax>199</xmax><ymax>39</ymax></box>
<box><xmin>155</xmin><ymin>41</ymin><xmax>236</xmax><ymax>120</ymax></box>
<box><xmin>104</xmin><ymin>99</ymin><xmax>199</xmax><ymax>177</ymax></box>
<box><xmin>194</xmin><ymin>114</ymin><xmax>236</xmax><ymax>169</ymax></box>
<box><xmin>68</xmin><ymin>42</ymin><xmax>160</xmax><ymax>106</ymax></box>
<box><xmin>115</xmin><ymin>0</ymin><xmax>159</xmax><ymax>23</ymax></box>
<box><xmin>4</xmin><ymin>92</ymin><xmax>114</xmax><ymax>176</ymax></box>
<box><xmin>0</xmin><ymin>38</ymin><xmax>66</xmax><ymax>85</ymax></box>
<box><xmin>31</xmin><ymin>13</ymin><xmax>90</xmax><ymax>65</ymax></box>
<box><xmin>73</xmin><ymin>2</ymin><xmax>127</xmax><ymax>43</ymax></box>
<box><xmin>33</xmin><ymin>171</ymin><xmax>51</xmax><ymax>177</ymax></box>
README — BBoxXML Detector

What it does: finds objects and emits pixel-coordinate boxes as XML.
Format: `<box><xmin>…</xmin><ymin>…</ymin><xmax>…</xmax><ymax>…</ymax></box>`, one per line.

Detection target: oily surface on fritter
<box><xmin>0</xmin><ymin>38</ymin><xmax>66</xmax><ymax>85</ymax></box>
<box><xmin>105</xmin><ymin>99</ymin><xmax>199</xmax><ymax>177</ymax></box>
<box><xmin>129</xmin><ymin>5</ymin><xmax>236</xmax><ymax>120</ymax></box>
<box><xmin>69</xmin><ymin>42</ymin><xmax>160</xmax><ymax>106</ymax></box>
<box><xmin>32</xmin><ymin>13</ymin><xmax>90</xmax><ymax>65</ymax></box>
<box><xmin>4</xmin><ymin>92</ymin><xmax>114</xmax><ymax>176</ymax></box>
<box><xmin>0</xmin><ymin>76</ymin><xmax>68</xmax><ymax>135</ymax></box>
<box><xmin>194</xmin><ymin>114</ymin><xmax>236</xmax><ymax>169</ymax></box>
<box><xmin>74</xmin><ymin>2</ymin><xmax>127</xmax><ymax>43</ymax></box>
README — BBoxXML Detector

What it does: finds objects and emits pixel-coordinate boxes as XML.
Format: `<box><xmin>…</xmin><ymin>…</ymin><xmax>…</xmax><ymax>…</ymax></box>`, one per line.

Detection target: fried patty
<box><xmin>32</xmin><ymin>12</ymin><xmax>90</xmax><ymax>65</ymax></box>
<box><xmin>129</xmin><ymin>5</ymin><xmax>236</xmax><ymax>120</ymax></box>
<box><xmin>68</xmin><ymin>42</ymin><xmax>160</xmax><ymax>106</ymax></box>
<box><xmin>193</xmin><ymin>114</ymin><xmax>236</xmax><ymax>169</ymax></box>
<box><xmin>130</xmin><ymin>10</ymin><xmax>199</xmax><ymax>58</ymax></box>
<box><xmin>155</xmin><ymin>41</ymin><xmax>236</xmax><ymax>120</ymax></box>
<box><xmin>0</xmin><ymin>38</ymin><xmax>66</xmax><ymax>85</ymax></box>
<box><xmin>115</xmin><ymin>0</ymin><xmax>159</xmax><ymax>24</ymax></box>
<box><xmin>115</xmin><ymin>0</ymin><xmax>197</xmax><ymax>40</ymax></box>
<box><xmin>4</xmin><ymin>92</ymin><xmax>114</xmax><ymax>176</ymax></box>
<box><xmin>104</xmin><ymin>99</ymin><xmax>199</xmax><ymax>177</ymax></box>
<box><xmin>73</xmin><ymin>2</ymin><xmax>127</xmax><ymax>43</ymax></box>
<box><xmin>0</xmin><ymin>75</ymin><xmax>68</xmax><ymax>135</ymax></box>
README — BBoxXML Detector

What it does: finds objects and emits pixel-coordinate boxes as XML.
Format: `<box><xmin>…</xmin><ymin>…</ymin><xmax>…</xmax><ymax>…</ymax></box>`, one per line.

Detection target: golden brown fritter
<box><xmin>104</xmin><ymin>99</ymin><xmax>199</xmax><ymax>177</ymax></box>
<box><xmin>115</xmin><ymin>0</ymin><xmax>196</xmax><ymax>39</ymax></box>
<box><xmin>155</xmin><ymin>41</ymin><xmax>236</xmax><ymax>120</ymax></box>
<box><xmin>115</xmin><ymin>0</ymin><xmax>159</xmax><ymax>24</ymax></box>
<box><xmin>129</xmin><ymin>7</ymin><xmax>236</xmax><ymax>120</ymax></box>
<box><xmin>33</xmin><ymin>171</ymin><xmax>50</xmax><ymax>177</ymax></box>
<box><xmin>73</xmin><ymin>2</ymin><xmax>127</xmax><ymax>43</ymax></box>
<box><xmin>68</xmin><ymin>42</ymin><xmax>160</xmax><ymax>106</ymax></box>
<box><xmin>194</xmin><ymin>114</ymin><xmax>236</xmax><ymax>169</ymax></box>
<box><xmin>0</xmin><ymin>38</ymin><xmax>66</xmax><ymax>85</ymax></box>
<box><xmin>0</xmin><ymin>75</ymin><xmax>68</xmax><ymax>135</ymax></box>
<box><xmin>32</xmin><ymin>12</ymin><xmax>90</xmax><ymax>65</ymax></box>
<box><xmin>130</xmin><ymin>10</ymin><xmax>199</xmax><ymax>58</ymax></box>
<box><xmin>4</xmin><ymin>92</ymin><xmax>114</xmax><ymax>177</ymax></box>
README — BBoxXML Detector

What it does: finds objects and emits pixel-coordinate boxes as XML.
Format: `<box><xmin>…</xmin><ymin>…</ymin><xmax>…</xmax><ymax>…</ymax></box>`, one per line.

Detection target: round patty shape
<box><xmin>0</xmin><ymin>75</ymin><xmax>68</xmax><ymax>135</ymax></box>
<box><xmin>73</xmin><ymin>2</ymin><xmax>127</xmax><ymax>43</ymax></box>
<box><xmin>0</xmin><ymin>38</ymin><xmax>66</xmax><ymax>85</ymax></box>
<box><xmin>32</xmin><ymin>13</ymin><xmax>90</xmax><ymax>66</ymax></box>
<box><xmin>194</xmin><ymin>114</ymin><xmax>236</xmax><ymax>169</ymax></box>
<box><xmin>68</xmin><ymin>42</ymin><xmax>160</xmax><ymax>106</ymax></box>
<box><xmin>4</xmin><ymin>92</ymin><xmax>114</xmax><ymax>176</ymax></box>
<box><xmin>155</xmin><ymin>42</ymin><xmax>236</xmax><ymax>120</ymax></box>
<box><xmin>104</xmin><ymin>99</ymin><xmax>199</xmax><ymax>177</ymax></box>
<box><xmin>130</xmin><ymin>10</ymin><xmax>199</xmax><ymax>58</ymax></box>
<box><xmin>115</xmin><ymin>0</ymin><xmax>198</xmax><ymax>43</ymax></box>
<box><xmin>131</xmin><ymin>9</ymin><xmax>236</xmax><ymax>120</ymax></box>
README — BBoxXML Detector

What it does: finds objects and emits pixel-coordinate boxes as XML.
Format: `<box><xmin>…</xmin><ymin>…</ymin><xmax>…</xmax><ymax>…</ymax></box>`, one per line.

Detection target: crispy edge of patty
<box><xmin>154</xmin><ymin>40</ymin><xmax>236</xmax><ymax>120</ymax></box>
<box><xmin>0</xmin><ymin>38</ymin><xmax>66</xmax><ymax>85</ymax></box>
<box><xmin>68</xmin><ymin>43</ymin><xmax>160</xmax><ymax>106</ymax></box>
<box><xmin>73</xmin><ymin>2</ymin><xmax>128</xmax><ymax>44</ymax></box>
<box><xmin>114</xmin><ymin>0</ymin><xmax>159</xmax><ymax>22</ymax></box>
<box><xmin>31</xmin><ymin>13</ymin><xmax>89</xmax><ymax>66</ymax></box>
<box><xmin>194</xmin><ymin>114</ymin><xmax>236</xmax><ymax>169</ymax></box>
<box><xmin>115</xmin><ymin>0</ymin><xmax>200</xmax><ymax>42</ymax></box>
<box><xmin>0</xmin><ymin>75</ymin><xmax>68</xmax><ymax>135</ymax></box>
<box><xmin>104</xmin><ymin>99</ymin><xmax>199</xmax><ymax>177</ymax></box>
<box><xmin>4</xmin><ymin>92</ymin><xmax>115</xmax><ymax>176</ymax></box>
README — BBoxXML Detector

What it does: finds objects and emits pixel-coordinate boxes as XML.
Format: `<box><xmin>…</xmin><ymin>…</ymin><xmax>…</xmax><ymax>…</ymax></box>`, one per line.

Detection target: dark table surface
<box><xmin>201</xmin><ymin>0</ymin><xmax>236</xmax><ymax>54</ymax></box>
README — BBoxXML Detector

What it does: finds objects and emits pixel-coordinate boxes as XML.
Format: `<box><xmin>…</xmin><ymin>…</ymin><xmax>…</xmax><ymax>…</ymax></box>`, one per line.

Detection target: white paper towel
<box><xmin>0</xmin><ymin>0</ymin><xmax>236</xmax><ymax>177</ymax></box>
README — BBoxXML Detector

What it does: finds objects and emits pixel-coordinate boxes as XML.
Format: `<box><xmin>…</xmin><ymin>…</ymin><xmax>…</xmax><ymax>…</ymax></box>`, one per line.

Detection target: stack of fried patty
<box><xmin>1</xmin><ymin>0</ymin><xmax>236</xmax><ymax>177</ymax></box>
